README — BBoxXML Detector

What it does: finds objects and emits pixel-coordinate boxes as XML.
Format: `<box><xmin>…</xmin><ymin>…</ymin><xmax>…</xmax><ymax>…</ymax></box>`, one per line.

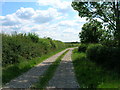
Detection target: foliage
<box><xmin>72</xmin><ymin>51</ymin><xmax>104</xmax><ymax>88</ymax></box>
<box><xmin>79</xmin><ymin>20</ymin><xmax>104</xmax><ymax>43</ymax></box>
<box><xmin>86</xmin><ymin>44</ymin><xmax>120</xmax><ymax>72</ymax></box>
<box><xmin>72</xmin><ymin>49</ymin><xmax>120</xmax><ymax>88</ymax></box>
<box><xmin>71</xmin><ymin>1</ymin><xmax>120</xmax><ymax>46</ymax></box>
<box><xmin>2</xmin><ymin>48</ymin><xmax>66</xmax><ymax>84</ymax></box>
<box><xmin>99</xmin><ymin>29</ymin><xmax>117</xmax><ymax>47</ymax></box>
<box><xmin>2</xmin><ymin>33</ymin><xmax>65</xmax><ymax>66</ymax></box>
<box><xmin>65</xmin><ymin>43</ymin><xmax>79</xmax><ymax>48</ymax></box>
<box><xmin>78</xmin><ymin>44</ymin><xmax>88</xmax><ymax>52</ymax></box>
<box><xmin>28</xmin><ymin>33</ymin><xmax>39</xmax><ymax>43</ymax></box>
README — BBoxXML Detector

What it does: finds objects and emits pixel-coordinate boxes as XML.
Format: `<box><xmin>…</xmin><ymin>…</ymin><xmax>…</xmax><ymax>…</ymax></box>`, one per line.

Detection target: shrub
<box><xmin>78</xmin><ymin>44</ymin><xmax>88</xmax><ymax>52</ymax></box>
<box><xmin>2</xmin><ymin>33</ymin><xmax>66</xmax><ymax>66</ymax></box>
<box><xmin>28</xmin><ymin>33</ymin><xmax>39</xmax><ymax>43</ymax></box>
<box><xmin>86</xmin><ymin>44</ymin><xmax>120</xmax><ymax>72</ymax></box>
<box><xmin>86</xmin><ymin>44</ymin><xmax>105</xmax><ymax>64</ymax></box>
<box><xmin>107</xmin><ymin>47</ymin><xmax>120</xmax><ymax>72</ymax></box>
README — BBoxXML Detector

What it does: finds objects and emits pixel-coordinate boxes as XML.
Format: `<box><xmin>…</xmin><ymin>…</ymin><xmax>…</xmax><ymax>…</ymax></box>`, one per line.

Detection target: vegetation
<box><xmin>2</xmin><ymin>33</ymin><xmax>66</xmax><ymax>84</ymax></box>
<box><xmin>32</xmin><ymin>50</ymin><xmax>69</xmax><ymax>88</ymax></box>
<box><xmin>86</xmin><ymin>44</ymin><xmax>120</xmax><ymax>73</ymax></box>
<box><xmin>2</xmin><ymin>33</ymin><xmax>65</xmax><ymax>66</ymax></box>
<box><xmin>72</xmin><ymin>1</ymin><xmax>120</xmax><ymax>88</ymax></box>
<box><xmin>2</xmin><ymin>48</ymin><xmax>66</xmax><ymax>84</ymax></box>
<box><xmin>71</xmin><ymin>1</ymin><xmax>120</xmax><ymax>46</ymax></box>
<box><xmin>1</xmin><ymin>1</ymin><xmax>120</xmax><ymax>88</ymax></box>
<box><xmin>65</xmin><ymin>42</ymin><xmax>80</xmax><ymax>47</ymax></box>
<box><xmin>79</xmin><ymin>20</ymin><xmax>103</xmax><ymax>43</ymax></box>
<box><xmin>72</xmin><ymin>49</ymin><xmax>120</xmax><ymax>88</ymax></box>
<box><xmin>78</xmin><ymin>44</ymin><xmax>88</xmax><ymax>52</ymax></box>
<box><xmin>77</xmin><ymin>43</ymin><xmax>120</xmax><ymax>72</ymax></box>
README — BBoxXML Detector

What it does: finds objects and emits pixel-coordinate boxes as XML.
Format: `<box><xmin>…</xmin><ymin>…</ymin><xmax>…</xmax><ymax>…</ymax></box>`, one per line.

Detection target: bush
<box><xmin>72</xmin><ymin>49</ymin><xmax>120</xmax><ymax>88</ymax></box>
<box><xmin>28</xmin><ymin>33</ymin><xmax>39</xmax><ymax>43</ymax></box>
<box><xmin>2</xmin><ymin>33</ymin><xmax>66</xmax><ymax>66</ymax></box>
<box><xmin>86</xmin><ymin>44</ymin><xmax>120</xmax><ymax>72</ymax></box>
<box><xmin>86</xmin><ymin>44</ymin><xmax>105</xmax><ymax>64</ymax></box>
<box><xmin>78</xmin><ymin>44</ymin><xmax>88</xmax><ymax>52</ymax></box>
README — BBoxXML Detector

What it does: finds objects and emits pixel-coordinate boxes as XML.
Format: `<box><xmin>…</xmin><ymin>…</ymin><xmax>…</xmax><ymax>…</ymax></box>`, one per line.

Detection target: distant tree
<box><xmin>71</xmin><ymin>1</ymin><xmax>120</xmax><ymax>46</ymax></box>
<box><xmin>79</xmin><ymin>20</ymin><xmax>103</xmax><ymax>43</ymax></box>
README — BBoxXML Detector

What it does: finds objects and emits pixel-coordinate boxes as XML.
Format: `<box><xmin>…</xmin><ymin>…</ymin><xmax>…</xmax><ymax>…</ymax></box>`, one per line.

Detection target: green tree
<box><xmin>71</xmin><ymin>1</ymin><xmax>120</xmax><ymax>46</ymax></box>
<box><xmin>80</xmin><ymin>20</ymin><xmax>103</xmax><ymax>43</ymax></box>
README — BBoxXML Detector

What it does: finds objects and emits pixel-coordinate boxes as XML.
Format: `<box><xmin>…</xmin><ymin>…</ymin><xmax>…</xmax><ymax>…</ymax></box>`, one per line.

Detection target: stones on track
<box><xmin>47</xmin><ymin>48</ymin><xmax>79</xmax><ymax>88</ymax></box>
<box><xmin>3</xmin><ymin>49</ymin><xmax>68</xmax><ymax>88</ymax></box>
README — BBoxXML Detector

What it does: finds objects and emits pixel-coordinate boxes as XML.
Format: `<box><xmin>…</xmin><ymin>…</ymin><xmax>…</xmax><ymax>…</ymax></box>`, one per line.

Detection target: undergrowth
<box><xmin>72</xmin><ymin>49</ymin><xmax>120</xmax><ymax>88</ymax></box>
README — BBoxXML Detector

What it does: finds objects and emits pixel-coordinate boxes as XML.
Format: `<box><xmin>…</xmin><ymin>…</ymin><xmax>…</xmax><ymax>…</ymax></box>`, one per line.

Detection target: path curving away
<box><xmin>3</xmin><ymin>49</ymin><xmax>68</xmax><ymax>88</ymax></box>
<box><xmin>47</xmin><ymin>48</ymin><xmax>80</xmax><ymax>88</ymax></box>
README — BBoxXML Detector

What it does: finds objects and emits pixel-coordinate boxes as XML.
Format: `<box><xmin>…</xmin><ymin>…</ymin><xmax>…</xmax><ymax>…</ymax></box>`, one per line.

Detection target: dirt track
<box><xmin>47</xmin><ymin>48</ymin><xmax>79</xmax><ymax>88</ymax></box>
<box><xmin>3</xmin><ymin>49</ymin><xmax>68</xmax><ymax>88</ymax></box>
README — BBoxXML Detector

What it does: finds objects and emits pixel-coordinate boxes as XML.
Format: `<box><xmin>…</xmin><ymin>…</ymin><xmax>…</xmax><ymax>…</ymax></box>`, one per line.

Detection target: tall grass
<box><xmin>72</xmin><ymin>49</ymin><xmax>120</xmax><ymax>88</ymax></box>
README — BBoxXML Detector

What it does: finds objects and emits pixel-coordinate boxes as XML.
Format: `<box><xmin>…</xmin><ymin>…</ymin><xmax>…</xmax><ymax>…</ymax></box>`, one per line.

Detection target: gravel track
<box><xmin>3</xmin><ymin>49</ymin><xmax>68</xmax><ymax>88</ymax></box>
<box><xmin>47</xmin><ymin>48</ymin><xmax>79</xmax><ymax>88</ymax></box>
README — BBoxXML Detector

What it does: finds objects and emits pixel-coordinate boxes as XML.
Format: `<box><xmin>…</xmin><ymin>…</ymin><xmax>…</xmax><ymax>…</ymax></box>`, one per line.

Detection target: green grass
<box><xmin>98</xmin><ymin>81</ymin><xmax>120</xmax><ymax>88</ymax></box>
<box><xmin>98</xmin><ymin>72</ymin><xmax>120</xmax><ymax>88</ymax></box>
<box><xmin>72</xmin><ymin>49</ymin><xmax>120</xmax><ymax>88</ymax></box>
<box><xmin>2</xmin><ymin>48</ymin><xmax>66</xmax><ymax>84</ymax></box>
<box><xmin>32</xmin><ymin>50</ymin><xmax>69</xmax><ymax>88</ymax></box>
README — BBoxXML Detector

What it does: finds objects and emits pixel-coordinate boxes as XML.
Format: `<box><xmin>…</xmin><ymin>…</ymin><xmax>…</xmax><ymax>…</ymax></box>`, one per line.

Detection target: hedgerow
<box><xmin>2</xmin><ymin>33</ymin><xmax>65</xmax><ymax>66</ymax></box>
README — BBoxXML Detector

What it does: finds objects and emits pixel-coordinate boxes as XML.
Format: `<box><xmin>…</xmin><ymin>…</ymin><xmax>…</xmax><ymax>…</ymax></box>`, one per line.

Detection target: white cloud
<box><xmin>58</xmin><ymin>20</ymin><xmax>79</xmax><ymax>27</ymax></box>
<box><xmin>0</xmin><ymin>7</ymin><xmax>60</xmax><ymax>27</ymax></box>
<box><xmin>1</xmin><ymin>2</ymin><xmax>87</xmax><ymax>42</ymax></box>
<box><xmin>33</xmin><ymin>8</ymin><xmax>60</xmax><ymax>24</ymax></box>
<box><xmin>1</xmin><ymin>14</ymin><xmax>21</xmax><ymax>26</ymax></box>
<box><xmin>15</xmin><ymin>7</ymin><xmax>35</xmax><ymax>19</ymax></box>
<box><xmin>37</xmin><ymin>0</ymin><xmax>72</xmax><ymax>14</ymax></box>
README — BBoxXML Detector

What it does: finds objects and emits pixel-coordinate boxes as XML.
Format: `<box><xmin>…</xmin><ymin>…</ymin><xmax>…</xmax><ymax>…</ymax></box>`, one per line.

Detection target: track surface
<box><xmin>47</xmin><ymin>48</ymin><xmax>79</xmax><ymax>88</ymax></box>
<box><xmin>3</xmin><ymin>49</ymin><xmax>68</xmax><ymax>88</ymax></box>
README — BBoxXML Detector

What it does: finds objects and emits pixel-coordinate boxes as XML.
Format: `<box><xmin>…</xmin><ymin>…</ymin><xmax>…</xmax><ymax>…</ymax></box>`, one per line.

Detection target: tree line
<box><xmin>72</xmin><ymin>1</ymin><xmax>120</xmax><ymax>47</ymax></box>
<box><xmin>72</xmin><ymin>1</ymin><xmax>120</xmax><ymax>73</ymax></box>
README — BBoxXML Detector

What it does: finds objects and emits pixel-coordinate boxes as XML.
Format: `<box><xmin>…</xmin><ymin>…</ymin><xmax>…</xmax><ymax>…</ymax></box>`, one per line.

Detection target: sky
<box><xmin>0</xmin><ymin>0</ymin><xmax>87</xmax><ymax>42</ymax></box>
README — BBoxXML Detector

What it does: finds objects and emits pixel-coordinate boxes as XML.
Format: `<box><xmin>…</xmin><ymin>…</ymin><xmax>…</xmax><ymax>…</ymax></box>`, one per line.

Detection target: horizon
<box><xmin>0</xmin><ymin>0</ymin><xmax>87</xmax><ymax>42</ymax></box>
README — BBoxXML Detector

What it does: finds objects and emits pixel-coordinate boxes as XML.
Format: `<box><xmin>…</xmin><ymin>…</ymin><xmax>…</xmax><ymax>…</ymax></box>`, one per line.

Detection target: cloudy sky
<box><xmin>0</xmin><ymin>0</ymin><xmax>87</xmax><ymax>42</ymax></box>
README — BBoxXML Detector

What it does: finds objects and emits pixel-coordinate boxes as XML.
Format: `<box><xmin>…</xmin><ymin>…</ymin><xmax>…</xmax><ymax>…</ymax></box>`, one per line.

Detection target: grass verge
<box><xmin>32</xmin><ymin>50</ymin><xmax>69</xmax><ymax>88</ymax></box>
<box><xmin>72</xmin><ymin>49</ymin><xmax>120</xmax><ymax>88</ymax></box>
<box><xmin>2</xmin><ymin>48</ymin><xmax>67</xmax><ymax>84</ymax></box>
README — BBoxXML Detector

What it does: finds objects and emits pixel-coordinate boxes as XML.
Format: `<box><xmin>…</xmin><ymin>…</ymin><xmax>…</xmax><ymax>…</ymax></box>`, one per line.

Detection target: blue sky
<box><xmin>0</xmin><ymin>0</ymin><xmax>87</xmax><ymax>42</ymax></box>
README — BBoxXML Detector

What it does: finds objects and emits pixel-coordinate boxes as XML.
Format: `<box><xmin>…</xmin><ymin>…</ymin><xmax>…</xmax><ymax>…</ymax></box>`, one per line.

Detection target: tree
<box><xmin>79</xmin><ymin>20</ymin><xmax>103</xmax><ymax>43</ymax></box>
<box><xmin>71</xmin><ymin>1</ymin><xmax>120</xmax><ymax>46</ymax></box>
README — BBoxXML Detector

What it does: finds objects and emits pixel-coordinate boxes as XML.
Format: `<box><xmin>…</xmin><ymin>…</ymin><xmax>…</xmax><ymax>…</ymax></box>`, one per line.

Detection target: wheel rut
<box><xmin>47</xmin><ymin>48</ymin><xmax>79</xmax><ymax>88</ymax></box>
<box><xmin>3</xmin><ymin>49</ymin><xmax>68</xmax><ymax>88</ymax></box>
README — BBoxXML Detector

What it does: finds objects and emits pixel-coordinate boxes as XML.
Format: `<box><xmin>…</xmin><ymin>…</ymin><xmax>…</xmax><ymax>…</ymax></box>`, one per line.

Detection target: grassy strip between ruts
<box><xmin>32</xmin><ymin>50</ymin><xmax>69</xmax><ymax>88</ymax></box>
<box><xmin>72</xmin><ymin>49</ymin><xmax>120</xmax><ymax>88</ymax></box>
<box><xmin>2</xmin><ymin>48</ymin><xmax>67</xmax><ymax>85</ymax></box>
